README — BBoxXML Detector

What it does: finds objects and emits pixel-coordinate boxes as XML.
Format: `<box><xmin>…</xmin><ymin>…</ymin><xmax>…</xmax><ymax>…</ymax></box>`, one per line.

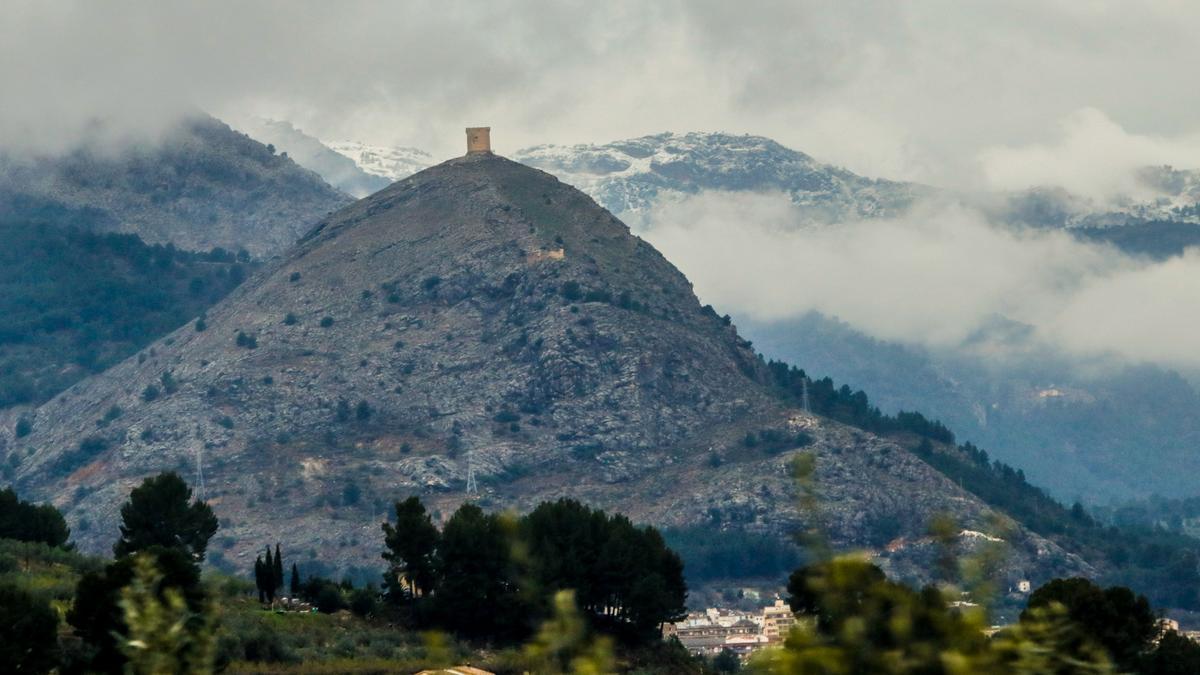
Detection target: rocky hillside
<box><xmin>507</xmin><ymin>132</ymin><xmax>1200</xmax><ymax>503</ymax></box>
<box><xmin>4</xmin><ymin>152</ymin><xmax>1086</xmax><ymax>587</ymax></box>
<box><xmin>0</xmin><ymin>115</ymin><xmax>351</xmax><ymax>257</ymax></box>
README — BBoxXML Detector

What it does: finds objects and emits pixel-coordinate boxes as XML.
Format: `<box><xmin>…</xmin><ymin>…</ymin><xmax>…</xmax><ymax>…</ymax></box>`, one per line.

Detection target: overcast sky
<box><xmin>5</xmin><ymin>0</ymin><xmax>1200</xmax><ymax>189</ymax></box>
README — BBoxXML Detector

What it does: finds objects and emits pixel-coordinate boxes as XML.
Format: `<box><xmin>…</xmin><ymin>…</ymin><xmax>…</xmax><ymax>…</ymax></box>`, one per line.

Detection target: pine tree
<box><xmin>113</xmin><ymin>472</ymin><xmax>217</xmax><ymax>562</ymax></box>
<box><xmin>273</xmin><ymin>543</ymin><xmax>284</xmax><ymax>596</ymax></box>
<box><xmin>290</xmin><ymin>563</ymin><xmax>301</xmax><ymax>598</ymax></box>
<box><xmin>381</xmin><ymin>496</ymin><xmax>440</xmax><ymax>603</ymax></box>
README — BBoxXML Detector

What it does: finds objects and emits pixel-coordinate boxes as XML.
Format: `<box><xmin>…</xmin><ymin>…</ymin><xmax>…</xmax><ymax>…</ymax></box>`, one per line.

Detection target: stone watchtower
<box><xmin>466</xmin><ymin>127</ymin><xmax>491</xmax><ymax>154</ymax></box>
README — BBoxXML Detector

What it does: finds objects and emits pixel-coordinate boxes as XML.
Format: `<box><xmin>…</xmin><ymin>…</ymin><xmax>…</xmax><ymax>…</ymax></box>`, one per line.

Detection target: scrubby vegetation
<box><xmin>663</xmin><ymin>525</ymin><xmax>803</xmax><ymax>586</ymax></box>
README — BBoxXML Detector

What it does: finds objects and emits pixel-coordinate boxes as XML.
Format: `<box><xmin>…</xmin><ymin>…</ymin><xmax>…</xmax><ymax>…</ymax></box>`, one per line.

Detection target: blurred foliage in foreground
<box><xmin>748</xmin><ymin>556</ymin><xmax>1116</xmax><ymax>675</ymax></box>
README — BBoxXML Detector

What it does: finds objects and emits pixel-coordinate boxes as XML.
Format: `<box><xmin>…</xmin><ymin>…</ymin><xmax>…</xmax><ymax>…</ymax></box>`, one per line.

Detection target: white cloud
<box><xmin>978</xmin><ymin>108</ymin><xmax>1200</xmax><ymax>202</ymax></box>
<box><xmin>639</xmin><ymin>190</ymin><xmax>1200</xmax><ymax>369</ymax></box>
<box><xmin>5</xmin><ymin>1</ymin><xmax>1200</xmax><ymax>184</ymax></box>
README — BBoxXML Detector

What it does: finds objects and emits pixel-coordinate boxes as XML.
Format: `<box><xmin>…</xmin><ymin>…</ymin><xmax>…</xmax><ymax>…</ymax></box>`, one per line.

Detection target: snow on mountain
<box><xmin>513</xmin><ymin>132</ymin><xmax>932</xmax><ymax>225</ymax></box>
<box><xmin>316</xmin><ymin>128</ymin><xmax>1200</xmax><ymax>241</ymax></box>
<box><xmin>511</xmin><ymin>132</ymin><xmax>1200</xmax><ymax>234</ymax></box>
<box><xmin>325</xmin><ymin>140</ymin><xmax>432</xmax><ymax>182</ymax></box>
<box><xmin>236</xmin><ymin>118</ymin><xmax>390</xmax><ymax>198</ymax></box>
<box><xmin>994</xmin><ymin>167</ymin><xmax>1200</xmax><ymax>230</ymax></box>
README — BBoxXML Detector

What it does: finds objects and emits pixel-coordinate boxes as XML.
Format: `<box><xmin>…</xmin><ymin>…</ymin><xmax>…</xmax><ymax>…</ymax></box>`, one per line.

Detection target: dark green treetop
<box><xmin>113</xmin><ymin>472</ymin><xmax>217</xmax><ymax>561</ymax></box>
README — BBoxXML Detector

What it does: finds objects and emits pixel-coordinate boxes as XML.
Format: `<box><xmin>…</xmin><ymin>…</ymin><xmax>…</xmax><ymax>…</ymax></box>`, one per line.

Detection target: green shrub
<box><xmin>355</xmin><ymin>400</ymin><xmax>372</xmax><ymax>421</ymax></box>
<box><xmin>349</xmin><ymin>587</ymin><xmax>379</xmax><ymax>618</ymax></box>
<box><xmin>493</xmin><ymin>410</ymin><xmax>520</xmax><ymax>424</ymax></box>
<box><xmin>0</xmin><ymin>583</ymin><xmax>59</xmax><ymax>673</ymax></box>
<box><xmin>560</xmin><ymin>280</ymin><xmax>583</xmax><ymax>301</ymax></box>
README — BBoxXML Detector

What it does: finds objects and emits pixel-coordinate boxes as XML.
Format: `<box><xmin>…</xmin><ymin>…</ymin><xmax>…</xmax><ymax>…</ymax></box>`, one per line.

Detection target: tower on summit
<box><xmin>466</xmin><ymin>127</ymin><xmax>491</xmax><ymax>154</ymax></box>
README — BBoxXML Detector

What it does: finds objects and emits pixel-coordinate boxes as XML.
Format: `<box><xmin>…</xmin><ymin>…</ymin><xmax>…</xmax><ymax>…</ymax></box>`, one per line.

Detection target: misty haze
<box><xmin>2</xmin><ymin>2</ymin><xmax>1199</xmax><ymax>674</ymax></box>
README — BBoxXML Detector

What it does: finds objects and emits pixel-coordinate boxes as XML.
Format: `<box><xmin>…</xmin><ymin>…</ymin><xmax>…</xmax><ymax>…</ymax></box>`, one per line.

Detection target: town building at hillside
<box><xmin>762</xmin><ymin>599</ymin><xmax>796</xmax><ymax>643</ymax></box>
<box><xmin>665</xmin><ymin>599</ymin><xmax>794</xmax><ymax>657</ymax></box>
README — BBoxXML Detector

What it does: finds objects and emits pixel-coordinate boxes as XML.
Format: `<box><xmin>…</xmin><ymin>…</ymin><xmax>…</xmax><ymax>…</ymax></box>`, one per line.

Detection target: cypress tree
<box><xmin>254</xmin><ymin>556</ymin><xmax>265</xmax><ymax>603</ymax></box>
<box><xmin>263</xmin><ymin>547</ymin><xmax>276</xmax><ymax>602</ymax></box>
<box><xmin>290</xmin><ymin>563</ymin><xmax>301</xmax><ymax>598</ymax></box>
<box><xmin>273</xmin><ymin>543</ymin><xmax>284</xmax><ymax>595</ymax></box>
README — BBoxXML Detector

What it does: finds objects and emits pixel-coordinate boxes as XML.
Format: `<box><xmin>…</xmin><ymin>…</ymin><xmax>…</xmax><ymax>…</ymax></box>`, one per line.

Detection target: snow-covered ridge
<box><xmin>325</xmin><ymin>140</ymin><xmax>431</xmax><ymax>182</ymax></box>
<box><xmin>318</xmin><ymin>128</ymin><xmax>1200</xmax><ymax>230</ymax></box>
<box><xmin>513</xmin><ymin>131</ymin><xmax>931</xmax><ymax>223</ymax></box>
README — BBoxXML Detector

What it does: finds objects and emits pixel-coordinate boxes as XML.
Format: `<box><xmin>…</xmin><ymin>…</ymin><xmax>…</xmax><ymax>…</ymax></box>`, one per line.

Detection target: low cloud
<box><xmin>638</xmin><ymin>190</ymin><xmax>1200</xmax><ymax>370</ymax></box>
<box><xmin>6</xmin><ymin>3</ymin><xmax>1200</xmax><ymax>183</ymax></box>
<box><xmin>978</xmin><ymin>108</ymin><xmax>1200</xmax><ymax>203</ymax></box>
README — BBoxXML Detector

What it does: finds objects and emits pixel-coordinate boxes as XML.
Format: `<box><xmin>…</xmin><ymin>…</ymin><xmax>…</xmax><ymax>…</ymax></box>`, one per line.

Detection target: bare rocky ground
<box><xmin>3</xmin><ymin>153</ymin><xmax>1089</xmax><ymax>587</ymax></box>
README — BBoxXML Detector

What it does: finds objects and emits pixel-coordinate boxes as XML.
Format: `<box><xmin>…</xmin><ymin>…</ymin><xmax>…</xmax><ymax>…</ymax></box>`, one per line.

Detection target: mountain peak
<box><xmin>8</xmin><ymin>148</ymin><xmax>1086</xmax><ymax>586</ymax></box>
<box><xmin>513</xmin><ymin>131</ymin><xmax>926</xmax><ymax>220</ymax></box>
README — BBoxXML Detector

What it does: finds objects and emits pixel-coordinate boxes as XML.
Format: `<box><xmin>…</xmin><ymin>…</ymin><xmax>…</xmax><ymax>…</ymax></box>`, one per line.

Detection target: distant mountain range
<box><xmin>262</xmin><ymin>126</ymin><xmax>1200</xmax><ymax>502</ymax></box>
<box><xmin>5</xmin><ymin>121</ymin><xmax>1200</xmax><ymax>610</ymax></box>
<box><xmin>514</xmin><ymin>132</ymin><xmax>931</xmax><ymax>224</ymax></box>
<box><xmin>5</xmin><ymin>117</ymin><xmax>1195</xmax><ymax>506</ymax></box>
<box><xmin>311</xmin><ymin>128</ymin><xmax>1200</xmax><ymax>244</ymax></box>
<box><xmin>4</xmin><ymin>153</ymin><xmax>1090</xmax><ymax>592</ymax></box>
<box><xmin>514</xmin><ymin>133</ymin><xmax>1200</xmax><ymax>237</ymax></box>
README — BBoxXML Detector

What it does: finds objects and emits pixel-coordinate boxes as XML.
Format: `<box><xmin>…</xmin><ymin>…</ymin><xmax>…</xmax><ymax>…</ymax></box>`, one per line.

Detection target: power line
<box><xmin>195</xmin><ymin>445</ymin><xmax>206</xmax><ymax>500</ymax></box>
<box><xmin>465</xmin><ymin>449</ymin><xmax>478</xmax><ymax>497</ymax></box>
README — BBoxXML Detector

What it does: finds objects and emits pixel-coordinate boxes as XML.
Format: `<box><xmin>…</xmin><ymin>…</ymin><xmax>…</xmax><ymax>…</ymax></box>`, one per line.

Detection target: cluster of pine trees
<box><xmin>381</xmin><ymin>496</ymin><xmax>687</xmax><ymax>645</ymax></box>
<box><xmin>0</xmin><ymin>486</ymin><xmax>70</xmax><ymax>547</ymax></box>
<box><xmin>764</xmin><ymin>359</ymin><xmax>955</xmax><ymax>443</ymax></box>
